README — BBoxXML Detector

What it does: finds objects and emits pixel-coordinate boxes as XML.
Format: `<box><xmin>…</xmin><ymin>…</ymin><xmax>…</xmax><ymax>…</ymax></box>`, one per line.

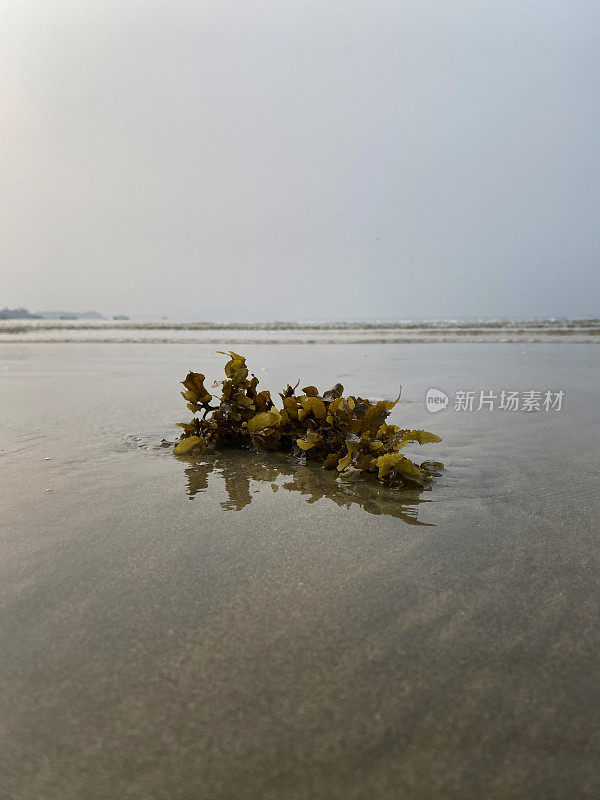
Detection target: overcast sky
<box><xmin>1</xmin><ymin>0</ymin><xmax>598</xmax><ymax>320</ymax></box>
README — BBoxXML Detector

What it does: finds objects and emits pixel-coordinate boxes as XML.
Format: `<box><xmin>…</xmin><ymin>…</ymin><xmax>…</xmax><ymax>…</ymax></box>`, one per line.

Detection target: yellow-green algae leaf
<box><xmin>296</xmin><ymin>430</ymin><xmax>323</xmax><ymax>450</ymax></box>
<box><xmin>174</xmin><ymin>436</ymin><xmax>203</xmax><ymax>454</ymax></box>
<box><xmin>300</xmin><ymin>396</ymin><xmax>326</xmax><ymax>419</ymax></box>
<box><xmin>282</xmin><ymin>396</ymin><xmax>299</xmax><ymax>420</ymax></box>
<box><xmin>337</xmin><ymin>440</ymin><xmax>359</xmax><ymax>471</ymax></box>
<box><xmin>375</xmin><ymin>452</ymin><xmax>428</xmax><ymax>482</ymax></box>
<box><xmin>383</xmin><ymin>388</ymin><xmax>402</xmax><ymax>410</ymax></box>
<box><xmin>235</xmin><ymin>393</ymin><xmax>254</xmax><ymax>408</ymax></box>
<box><xmin>181</xmin><ymin>372</ymin><xmax>212</xmax><ymax>405</ymax></box>
<box><xmin>360</xmin><ymin>401</ymin><xmax>390</xmax><ymax>436</ymax></box>
<box><xmin>328</xmin><ymin>397</ymin><xmax>343</xmax><ymax>414</ymax></box>
<box><xmin>217</xmin><ymin>351</ymin><xmax>247</xmax><ymax>379</ymax></box>
<box><xmin>247</xmin><ymin>409</ymin><xmax>282</xmax><ymax>432</ymax></box>
<box><xmin>402</xmin><ymin>430</ymin><xmax>443</xmax><ymax>445</ymax></box>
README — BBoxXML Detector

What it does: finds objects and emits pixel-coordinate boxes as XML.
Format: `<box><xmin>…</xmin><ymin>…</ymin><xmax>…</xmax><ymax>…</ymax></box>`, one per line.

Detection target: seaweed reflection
<box><xmin>176</xmin><ymin>449</ymin><xmax>434</xmax><ymax>525</ymax></box>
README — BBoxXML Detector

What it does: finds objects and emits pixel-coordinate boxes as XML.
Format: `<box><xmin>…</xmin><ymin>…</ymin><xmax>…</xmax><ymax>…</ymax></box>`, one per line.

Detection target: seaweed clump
<box><xmin>174</xmin><ymin>351</ymin><xmax>442</xmax><ymax>489</ymax></box>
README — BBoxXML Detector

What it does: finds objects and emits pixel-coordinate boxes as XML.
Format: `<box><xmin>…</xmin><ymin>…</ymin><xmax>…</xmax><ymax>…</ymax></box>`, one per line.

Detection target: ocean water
<box><xmin>1</xmin><ymin>316</ymin><xmax>599</xmax><ymax>344</ymax></box>
<box><xmin>1</xmin><ymin>339</ymin><xmax>599</xmax><ymax>799</ymax></box>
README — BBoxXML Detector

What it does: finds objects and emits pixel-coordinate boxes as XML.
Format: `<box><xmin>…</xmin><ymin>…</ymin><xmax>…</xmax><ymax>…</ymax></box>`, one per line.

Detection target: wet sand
<box><xmin>1</xmin><ymin>342</ymin><xmax>599</xmax><ymax>799</ymax></box>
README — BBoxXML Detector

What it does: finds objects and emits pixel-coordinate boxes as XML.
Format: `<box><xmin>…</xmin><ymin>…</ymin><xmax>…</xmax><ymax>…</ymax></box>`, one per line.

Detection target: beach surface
<box><xmin>1</xmin><ymin>339</ymin><xmax>599</xmax><ymax>799</ymax></box>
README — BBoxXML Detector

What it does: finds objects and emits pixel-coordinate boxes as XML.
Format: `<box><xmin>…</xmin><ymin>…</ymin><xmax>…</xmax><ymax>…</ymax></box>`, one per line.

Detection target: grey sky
<box><xmin>1</xmin><ymin>0</ymin><xmax>599</xmax><ymax>320</ymax></box>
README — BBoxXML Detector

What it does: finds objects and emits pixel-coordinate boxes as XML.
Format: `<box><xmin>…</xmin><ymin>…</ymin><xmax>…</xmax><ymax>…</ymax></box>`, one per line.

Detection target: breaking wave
<box><xmin>0</xmin><ymin>318</ymin><xmax>598</xmax><ymax>344</ymax></box>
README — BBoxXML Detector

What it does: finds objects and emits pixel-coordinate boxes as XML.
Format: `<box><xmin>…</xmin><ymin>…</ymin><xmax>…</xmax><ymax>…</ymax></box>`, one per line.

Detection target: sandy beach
<box><xmin>1</xmin><ymin>339</ymin><xmax>598</xmax><ymax>799</ymax></box>
<box><xmin>4</xmin><ymin>0</ymin><xmax>600</xmax><ymax>792</ymax></box>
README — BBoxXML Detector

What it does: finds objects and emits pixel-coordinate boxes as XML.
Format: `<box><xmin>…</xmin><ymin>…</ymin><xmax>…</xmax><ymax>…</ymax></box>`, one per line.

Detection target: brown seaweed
<box><xmin>174</xmin><ymin>351</ymin><xmax>443</xmax><ymax>489</ymax></box>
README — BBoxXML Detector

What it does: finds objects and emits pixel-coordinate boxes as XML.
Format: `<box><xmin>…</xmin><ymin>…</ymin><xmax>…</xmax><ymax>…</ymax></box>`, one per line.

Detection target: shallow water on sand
<box><xmin>1</xmin><ymin>343</ymin><xmax>599</xmax><ymax>799</ymax></box>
